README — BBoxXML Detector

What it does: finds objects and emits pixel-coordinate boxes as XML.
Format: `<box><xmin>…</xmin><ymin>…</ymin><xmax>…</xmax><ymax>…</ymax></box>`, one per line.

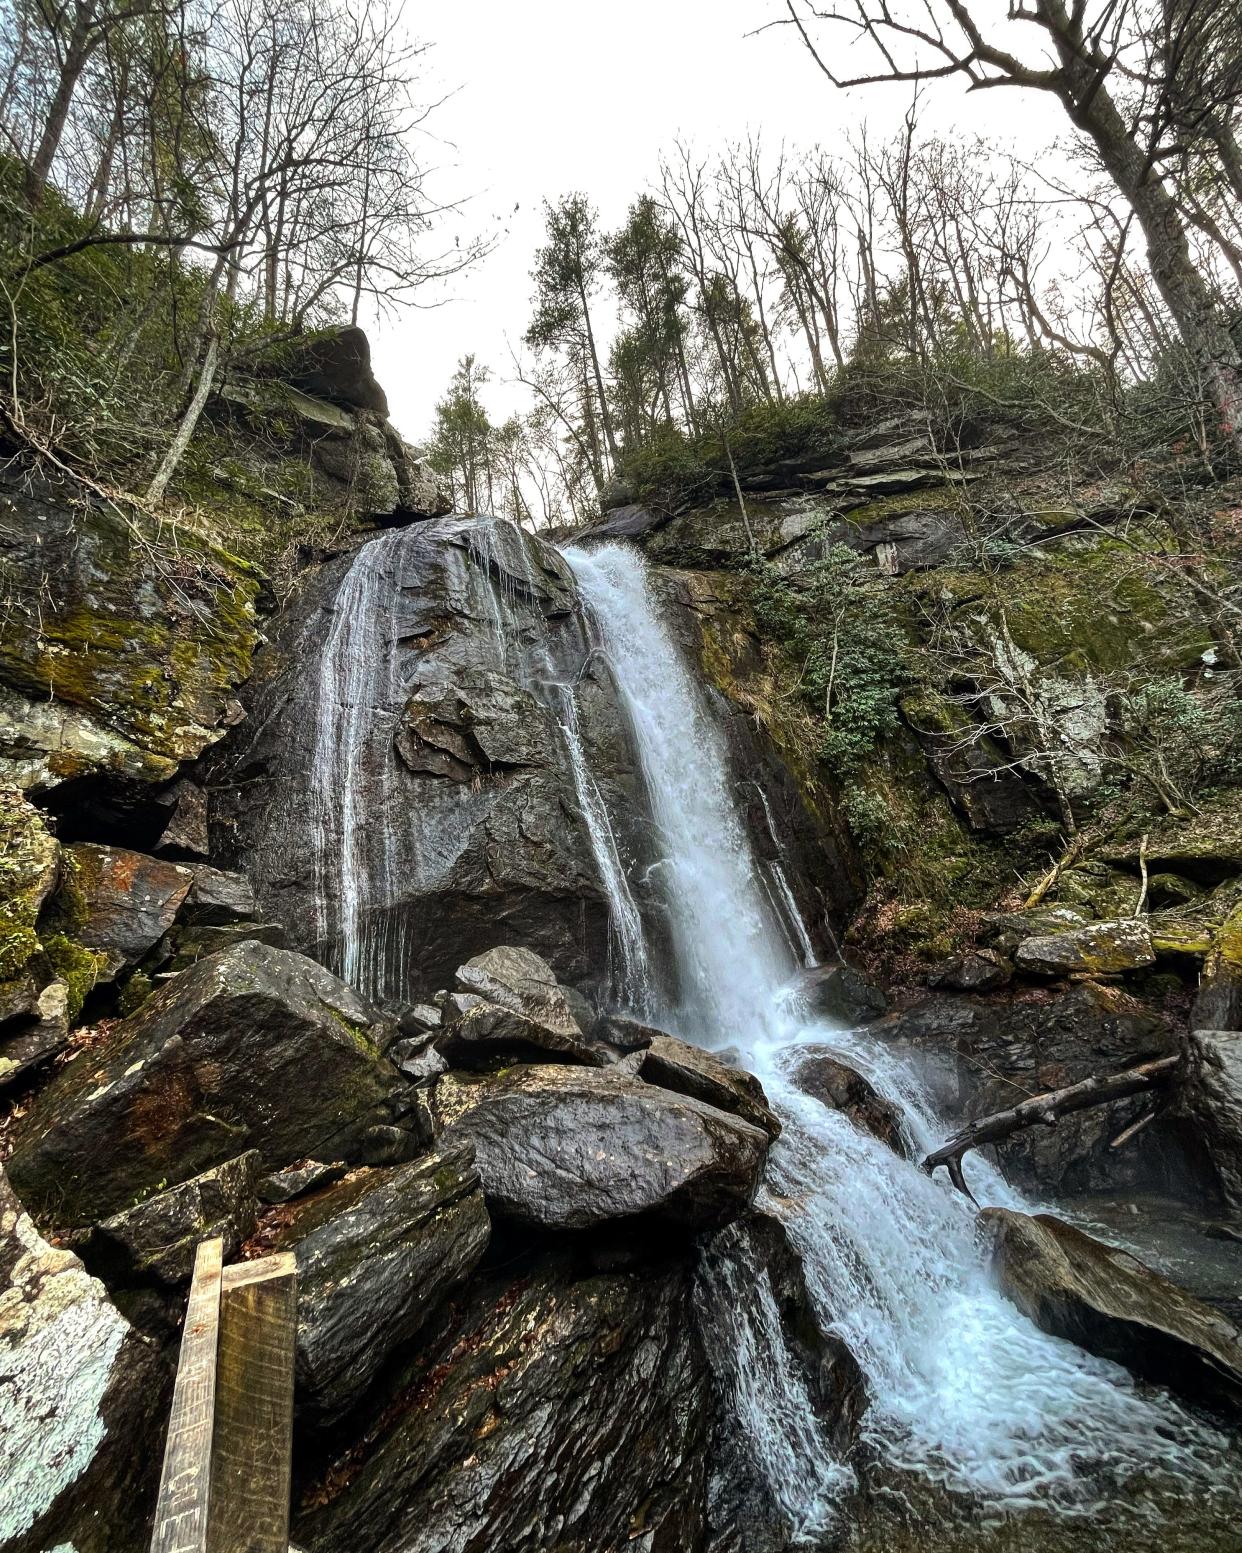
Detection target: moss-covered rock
<box><xmin>0</xmin><ymin>789</ymin><xmax>58</xmax><ymax>981</ymax></box>
<box><xmin>0</xmin><ymin>468</ymin><xmax>261</xmax><ymax>792</ymax></box>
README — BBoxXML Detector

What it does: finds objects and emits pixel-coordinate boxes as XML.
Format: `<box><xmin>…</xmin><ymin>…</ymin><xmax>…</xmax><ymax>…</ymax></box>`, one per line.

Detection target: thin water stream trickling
<box><xmin>564</xmin><ymin>540</ymin><xmax>1234</xmax><ymax>1545</ymax></box>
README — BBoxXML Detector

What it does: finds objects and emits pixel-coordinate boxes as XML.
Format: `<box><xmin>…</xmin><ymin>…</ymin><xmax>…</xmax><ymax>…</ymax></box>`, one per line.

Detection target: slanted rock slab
<box><xmin>93</xmin><ymin>1150</ymin><xmax>262</xmax><ymax>1284</ymax></box>
<box><xmin>789</xmin><ymin>1048</ymin><xmax>907</xmax><ymax>1156</ymax></box>
<box><xmin>981</xmin><ymin>1206</ymin><xmax>1242</xmax><ymax>1419</ymax></box>
<box><xmin>432</xmin><ymin>1064</ymin><xmax>768</xmax><ymax>1234</ymax></box>
<box><xmin>269</xmin><ymin>1138</ymin><xmax>490</xmax><ymax>1428</ymax></box>
<box><xmin>51</xmin><ymin>843</ymin><xmax>193</xmax><ymax>974</ymax></box>
<box><xmin>0</xmin><ymin>1167</ymin><xmax>164</xmax><ymax>1553</ymax></box>
<box><xmin>7</xmin><ymin>939</ymin><xmax>405</xmax><ymax>1228</ymax></box>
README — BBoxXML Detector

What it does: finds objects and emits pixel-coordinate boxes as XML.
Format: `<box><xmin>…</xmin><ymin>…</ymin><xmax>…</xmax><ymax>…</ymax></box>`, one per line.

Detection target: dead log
<box><xmin>921</xmin><ymin>1054</ymin><xmax>1182</xmax><ymax>1201</ymax></box>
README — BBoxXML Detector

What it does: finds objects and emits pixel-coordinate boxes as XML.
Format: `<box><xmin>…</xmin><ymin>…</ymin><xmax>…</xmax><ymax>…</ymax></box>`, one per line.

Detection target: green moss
<box><xmin>41</xmin><ymin>933</ymin><xmax>109</xmax><ymax>1021</ymax></box>
<box><xmin>0</xmin><ymin>790</ymin><xmax>59</xmax><ymax>978</ymax></box>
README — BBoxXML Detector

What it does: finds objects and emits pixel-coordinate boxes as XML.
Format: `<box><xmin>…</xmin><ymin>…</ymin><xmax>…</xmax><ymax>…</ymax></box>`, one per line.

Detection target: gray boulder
<box><xmin>6</xmin><ymin>940</ymin><xmax>408</xmax><ymax>1228</ymax></box>
<box><xmin>432</xmin><ymin>1065</ymin><xmax>768</xmax><ymax>1234</ymax></box>
<box><xmin>0</xmin><ymin>1167</ymin><xmax>164</xmax><ymax>1553</ymax></box>
<box><xmin>49</xmin><ymin>842</ymin><xmax>194</xmax><ymax>976</ymax></box>
<box><xmin>638</xmin><ymin>1032</ymin><xmax>781</xmax><ymax>1139</ymax></box>
<box><xmin>982</xmin><ymin>1207</ymin><xmax>1242</xmax><ymax>1419</ymax></box>
<box><xmin>93</xmin><ymin>1150</ymin><xmax>262</xmax><ymax>1284</ymax></box>
<box><xmin>1183</xmin><ymin>1029</ymin><xmax>1242</xmax><ymax>1213</ymax></box>
<box><xmin>437</xmin><ymin>998</ymin><xmax>608</xmax><ymax>1069</ymax></box>
<box><xmin>269</xmin><ymin>1140</ymin><xmax>489</xmax><ymax>1428</ymax></box>
<box><xmin>795</xmin><ymin>963</ymin><xmax>887</xmax><ymax>1024</ymax></box>
<box><xmin>454</xmin><ymin>946</ymin><xmax>583</xmax><ymax>1038</ymax></box>
<box><xmin>789</xmin><ymin>1049</ymin><xmax>907</xmax><ymax>1155</ymax></box>
<box><xmin>928</xmin><ymin>948</ymin><xmax>1012</xmax><ymax>993</ymax></box>
<box><xmin>1014</xmin><ymin>917</ymin><xmax>1155</xmax><ymax>976</ymax></box>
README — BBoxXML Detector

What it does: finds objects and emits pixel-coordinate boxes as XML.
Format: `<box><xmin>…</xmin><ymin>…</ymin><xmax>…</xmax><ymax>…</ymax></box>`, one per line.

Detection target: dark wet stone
<box><xmin>638</xmin><ymin>1032</ymin><xmax>781</xmax><ymax>1139</ymax></box>
<box><xmin>296</xmin><ymin>1255</ymin><xmax>710</xmax><ymax>1553</ymax></box>
<box><xmin>7</xmin><ymin>940</ymin><xmax>406</xmax><ymax>1227</ymax></box>
<box><xmin>788</xmin><ymin>1049</ymin><xmax>907</xmax><ymax>1156</ymax></box>
<box><xmin>270</xmin><ymin>1140</ymin><xmax>489</xmax><ymax>1429</ymax></box>
<box><xmin>93</xmin><ymin>1150</ymin><xmax>261</xmax><ymax>1284</ymax></box>
<box><xmin>431</xmin><ymin>1064</ymin><xmax>768</xmax><ymax>1234</ymax></box>
<box><xmin>983</xmin><ymin>1207</ymin><xmax>1242</xmax><ymax>1420</ymax></box>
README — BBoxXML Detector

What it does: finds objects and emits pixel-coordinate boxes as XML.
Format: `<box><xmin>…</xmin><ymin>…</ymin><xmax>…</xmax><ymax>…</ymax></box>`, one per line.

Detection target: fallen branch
<box><xmin>921</xmin><ymin>1053</ymin><xmax>1182</xmax><ymax>1201</ymax></box>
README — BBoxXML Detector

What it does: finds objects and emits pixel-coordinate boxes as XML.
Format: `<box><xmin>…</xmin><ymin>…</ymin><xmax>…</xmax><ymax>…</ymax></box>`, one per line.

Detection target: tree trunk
<box><xmin>148</xmin><ymin>332</ymin><xmax>219</xmax><ymax>505</ymax></box>
<box><xmin>1067</xmin><ymin>63</ymin><xmax>1242</xmax><ymax>453</ymax></box>
<box><xmin>26</xmin><ymin>29</ymin><xmax>94</xmax><ymax>203</ymax></box>
<box><xmin>578</xmin><ymin>281</ymin><xmax>618</xmax><ymax>469</ymax></box>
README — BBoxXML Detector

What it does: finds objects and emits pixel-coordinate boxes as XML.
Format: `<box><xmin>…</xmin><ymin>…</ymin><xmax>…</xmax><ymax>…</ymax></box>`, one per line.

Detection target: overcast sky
<box><xmin>368</xmin><ymin>0</ymin><xmax>1054</xmax><ymax>445</ymax></box>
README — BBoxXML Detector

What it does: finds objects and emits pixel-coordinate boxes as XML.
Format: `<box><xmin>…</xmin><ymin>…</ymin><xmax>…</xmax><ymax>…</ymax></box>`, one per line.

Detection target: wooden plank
<box><xmin>151</xmin><ymin>1237</ymin><xmax>224</xmax><ymax>1553</ymax></box>
<box><xmin>207</xmin><ymin>1255</ymin><xmax>298</xmax><ymax>1553</ymax></box>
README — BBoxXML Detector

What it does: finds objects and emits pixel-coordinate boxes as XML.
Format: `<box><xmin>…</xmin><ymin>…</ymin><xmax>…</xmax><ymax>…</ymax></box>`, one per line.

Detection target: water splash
<box><xmin>564</xmin><ymin>539</ymin><xmax>1232</xmax><ymax>1529</ymax></box>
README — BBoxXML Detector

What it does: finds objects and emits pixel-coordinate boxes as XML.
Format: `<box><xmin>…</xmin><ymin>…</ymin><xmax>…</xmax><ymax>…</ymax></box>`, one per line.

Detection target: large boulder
<box><xmin>1013</xmin><ymin>917</ymin><xmax>1156</xmax><ymax>976</ymax></box>
<box><xmin>638</xmin><ymin>1032</ymin><xmax>781</xmax><ymax>1139</ymax></box>
<box><xmin>431</xmin><ymin>1065</ymin><xmax>768</xmax><ymax>1234</ymax></box>
<box><xmin>788</xmin><ymin>1049</ymin><xmax>906</xmax><ymax>1156</ymax></box>
<box><xmin>982</xmin><ymin>1208</ymin><xmax>1242</xmax><ymax>1419</ymax></box>
<box><xmin>267</xmin><ymin>1139</ymin><xmax>489</xmax><ymax>1429</ymax></box>
<box><xmin>1183</xmin><ymin>1029</ymin><xmax>1242</xmax><ymax>1213</ymax></box>
<box><xmin>436</xmin><ymin>945</ymin><xmax>613</xmax><ymax>1069</ymax></box>
<box><xmin>215</xmin><ymin>515</ymin><xmax>657</xmax><ymax>1001</ymax></box>
<box><xmin>6</xmin><ymin>940</ymin><xmax>410</xmax><ymax>1228</ymax></box>
<box><xmin>295</xmin><ymin>1256</ymin><xmax>711</xmax><ymax>1553</ymax></box>
<box><xmin>46</xmin><ymin>842</ymin><xmax>193</xmax><ymax>976</ymax></box>
<box><xmin>0</xmin><ymin>1167</ymin><xmax>165</xmax><ymax>1553</ymax></box>
<box><xmin>272</xmin><ymin>324</ymin><xmax>389</xmax><ymax>416</ymax></box>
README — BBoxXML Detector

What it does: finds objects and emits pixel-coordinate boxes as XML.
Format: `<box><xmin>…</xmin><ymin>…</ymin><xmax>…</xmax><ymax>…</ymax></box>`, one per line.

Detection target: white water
<box><xmin>565</xmin><ymin>540</ymin><xmax>1228</xmax><ymax>1535</ymax></box>
<box><xmin>309</xmin><ymin>527</ymin><xmax>413</xmax><ymax>994</ymax></box>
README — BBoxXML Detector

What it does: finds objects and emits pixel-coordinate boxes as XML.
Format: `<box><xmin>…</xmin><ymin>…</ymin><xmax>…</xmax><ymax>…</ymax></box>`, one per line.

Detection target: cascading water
<box><xmin>309</xmin><ymin>526</ymin><xmax>413</xmax><ymax>994</ymax></box>
<box><xmin>564</xmin><ymin>540</ymin><xmax>1232</xmax><ymax>1543</ymax></box>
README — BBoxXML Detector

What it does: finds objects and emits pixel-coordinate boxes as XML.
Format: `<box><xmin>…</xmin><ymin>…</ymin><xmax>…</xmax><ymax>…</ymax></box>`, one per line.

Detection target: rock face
<box><xmin>789</xmin><ymin>1049</ymin><xmax>907</xmax><ymax>1155</ymax></box>
<box><xmin>639</xmin><ymin>1033</ymin><xmax>782</xmax><ymax>1139</ymax></box>
<box><xmin>270</xmin><ymin>1140</ymin><xmax>489</xmax><ymax>1428</ymax></box>
<box><xmin>982</xmin><ymin>1207</ymin><xmax>1242</xmax><ymax>1419</ymax></box>
<box><xmin>432</xmin><ymin>1065</ymin><xmax>768</xmax><ymax>1234</ymax></box>
<box><xmin>1183</xmin><ymin>1029</ymin><xmax>1242</xmax><ymax>1212</ymax></box>
<box><xmin>0</xmin><ymin>467</ymin><xmax>259</xmax><ymax>797</ymax></box>
<box><xmin>296</xmin><ymin>1255</ymin><xmax>712</xmax><ymax>1553</ymax></box>
<box><xmin>876</xmin><ymin>984</ymin><xmax>1191</xmax><ymax>1194</ymax></box>
<box><xmin>794</xmin><ymin>963</ymin><xmax>888</xmax><ymax>1024</ymax></box>
<box><xmin>6</xmin><ymin>940</ymin><xmax>409</xmax><ymax>1227</ymax></box>
<box><xmin>215</xmin><ymin>515</ymin><xmax>657</xmax><ymax>1001</ymax></box>
<box><xmin>0</xmin><ymin>1167</ymin><xmax>164</xmax><ymax>1553</ymax></box>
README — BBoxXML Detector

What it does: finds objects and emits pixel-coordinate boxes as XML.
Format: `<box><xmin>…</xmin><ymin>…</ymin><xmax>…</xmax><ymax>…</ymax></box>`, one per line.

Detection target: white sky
<box><xmin>368</xmin><ymin>0</ymin><xmax>1055</xmax><ymax>446</ymax></box>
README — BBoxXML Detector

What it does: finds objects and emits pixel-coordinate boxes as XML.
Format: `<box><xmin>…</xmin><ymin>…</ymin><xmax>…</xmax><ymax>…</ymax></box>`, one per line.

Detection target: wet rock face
<box><xmin>6</xmin><ymin>939</ymin><xmax>408</xmax><ymax>1228</ymax></box>
<box><xmin>1183</xmin><ymin>1030</ymin><xmax>1242</xmax><ymax>1212</ymax></box>
<box><xmin>215</xmin><ymin>516</ymin><xmax>655</xmax><ymax>1002</ymax></box>
<box><xmin>296</xmin><ymin>1255</ymin><xmax>711</xmax><ymax>1553</ymax></box>
<box><xmin>431</xmin><ymin>1064</ymin><xmax>769</xmax><ymax>1234</ymax></box>
<box><xmin>46</xmin><ymin>843</ymin><xmax>194</xmax><ymax>976</ymax></box>
<box><xmin>270</xmin><ymin>1139</ymin><xmax>490</xmax><ymax>1430</ymax></box>
<box><xmin>982</xmin><ymin>1207</ymin><xmax>1242</xmax><ymax>1420</ymax></box>
<box><xmin>875</xmin><ymin>985</ymin><xmax>1198</xmax><ymax>1195</ymax></box>
<box><xmin>0</xmin><ymin>1167</ymin><xmax>164</xmax><ymax>1553</ymax></box>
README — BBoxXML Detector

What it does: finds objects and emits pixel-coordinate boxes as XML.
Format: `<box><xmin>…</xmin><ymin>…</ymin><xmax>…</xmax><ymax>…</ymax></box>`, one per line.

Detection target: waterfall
<box><xmin>309</xmin><ymin>527</ymin><xmax>413</xmax><ymax>995</ymax></box>
<box><xmin>564</xmin><ymin>540</ymin><xmax>1230</xmax><ymax>1536</ymax></box>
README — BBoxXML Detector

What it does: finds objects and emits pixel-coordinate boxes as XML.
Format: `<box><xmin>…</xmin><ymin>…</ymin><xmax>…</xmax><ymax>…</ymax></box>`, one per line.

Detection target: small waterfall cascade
<box><xmin>565</xmin><ymin>540</ymin><xmax>1231</xmax><ymax>1537</ymax></box>
<box><xmin>309</xmin><ymin>526</ymin><xmax>414</xmax><ymax>994</ymax></box>
<box><xmin>463</xmin><ymin>519</ymin><xmax>654</xmax><ymax>1014</ymax></box>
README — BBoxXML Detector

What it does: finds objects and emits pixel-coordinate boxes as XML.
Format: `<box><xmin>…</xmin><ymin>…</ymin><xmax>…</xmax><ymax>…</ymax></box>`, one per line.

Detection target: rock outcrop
<box><xmin>6</xmin><ymin>940</ymin><xmax>411</xmax><ymax>1227</ymax></box>
<box><xmin>982</xmin><ymin>1207</ymin><xmax>1242</xmax><ymax>1419</ymax></box>
<box><xmin>269</xmin><ymin>1139</ymin><xmax>489</xmax><ymax>1428</ymax></box>
<box><xmin>788</xmin><ymin>1049</ymin><xmax>907</xmax><ymax>1155</ymax></box>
